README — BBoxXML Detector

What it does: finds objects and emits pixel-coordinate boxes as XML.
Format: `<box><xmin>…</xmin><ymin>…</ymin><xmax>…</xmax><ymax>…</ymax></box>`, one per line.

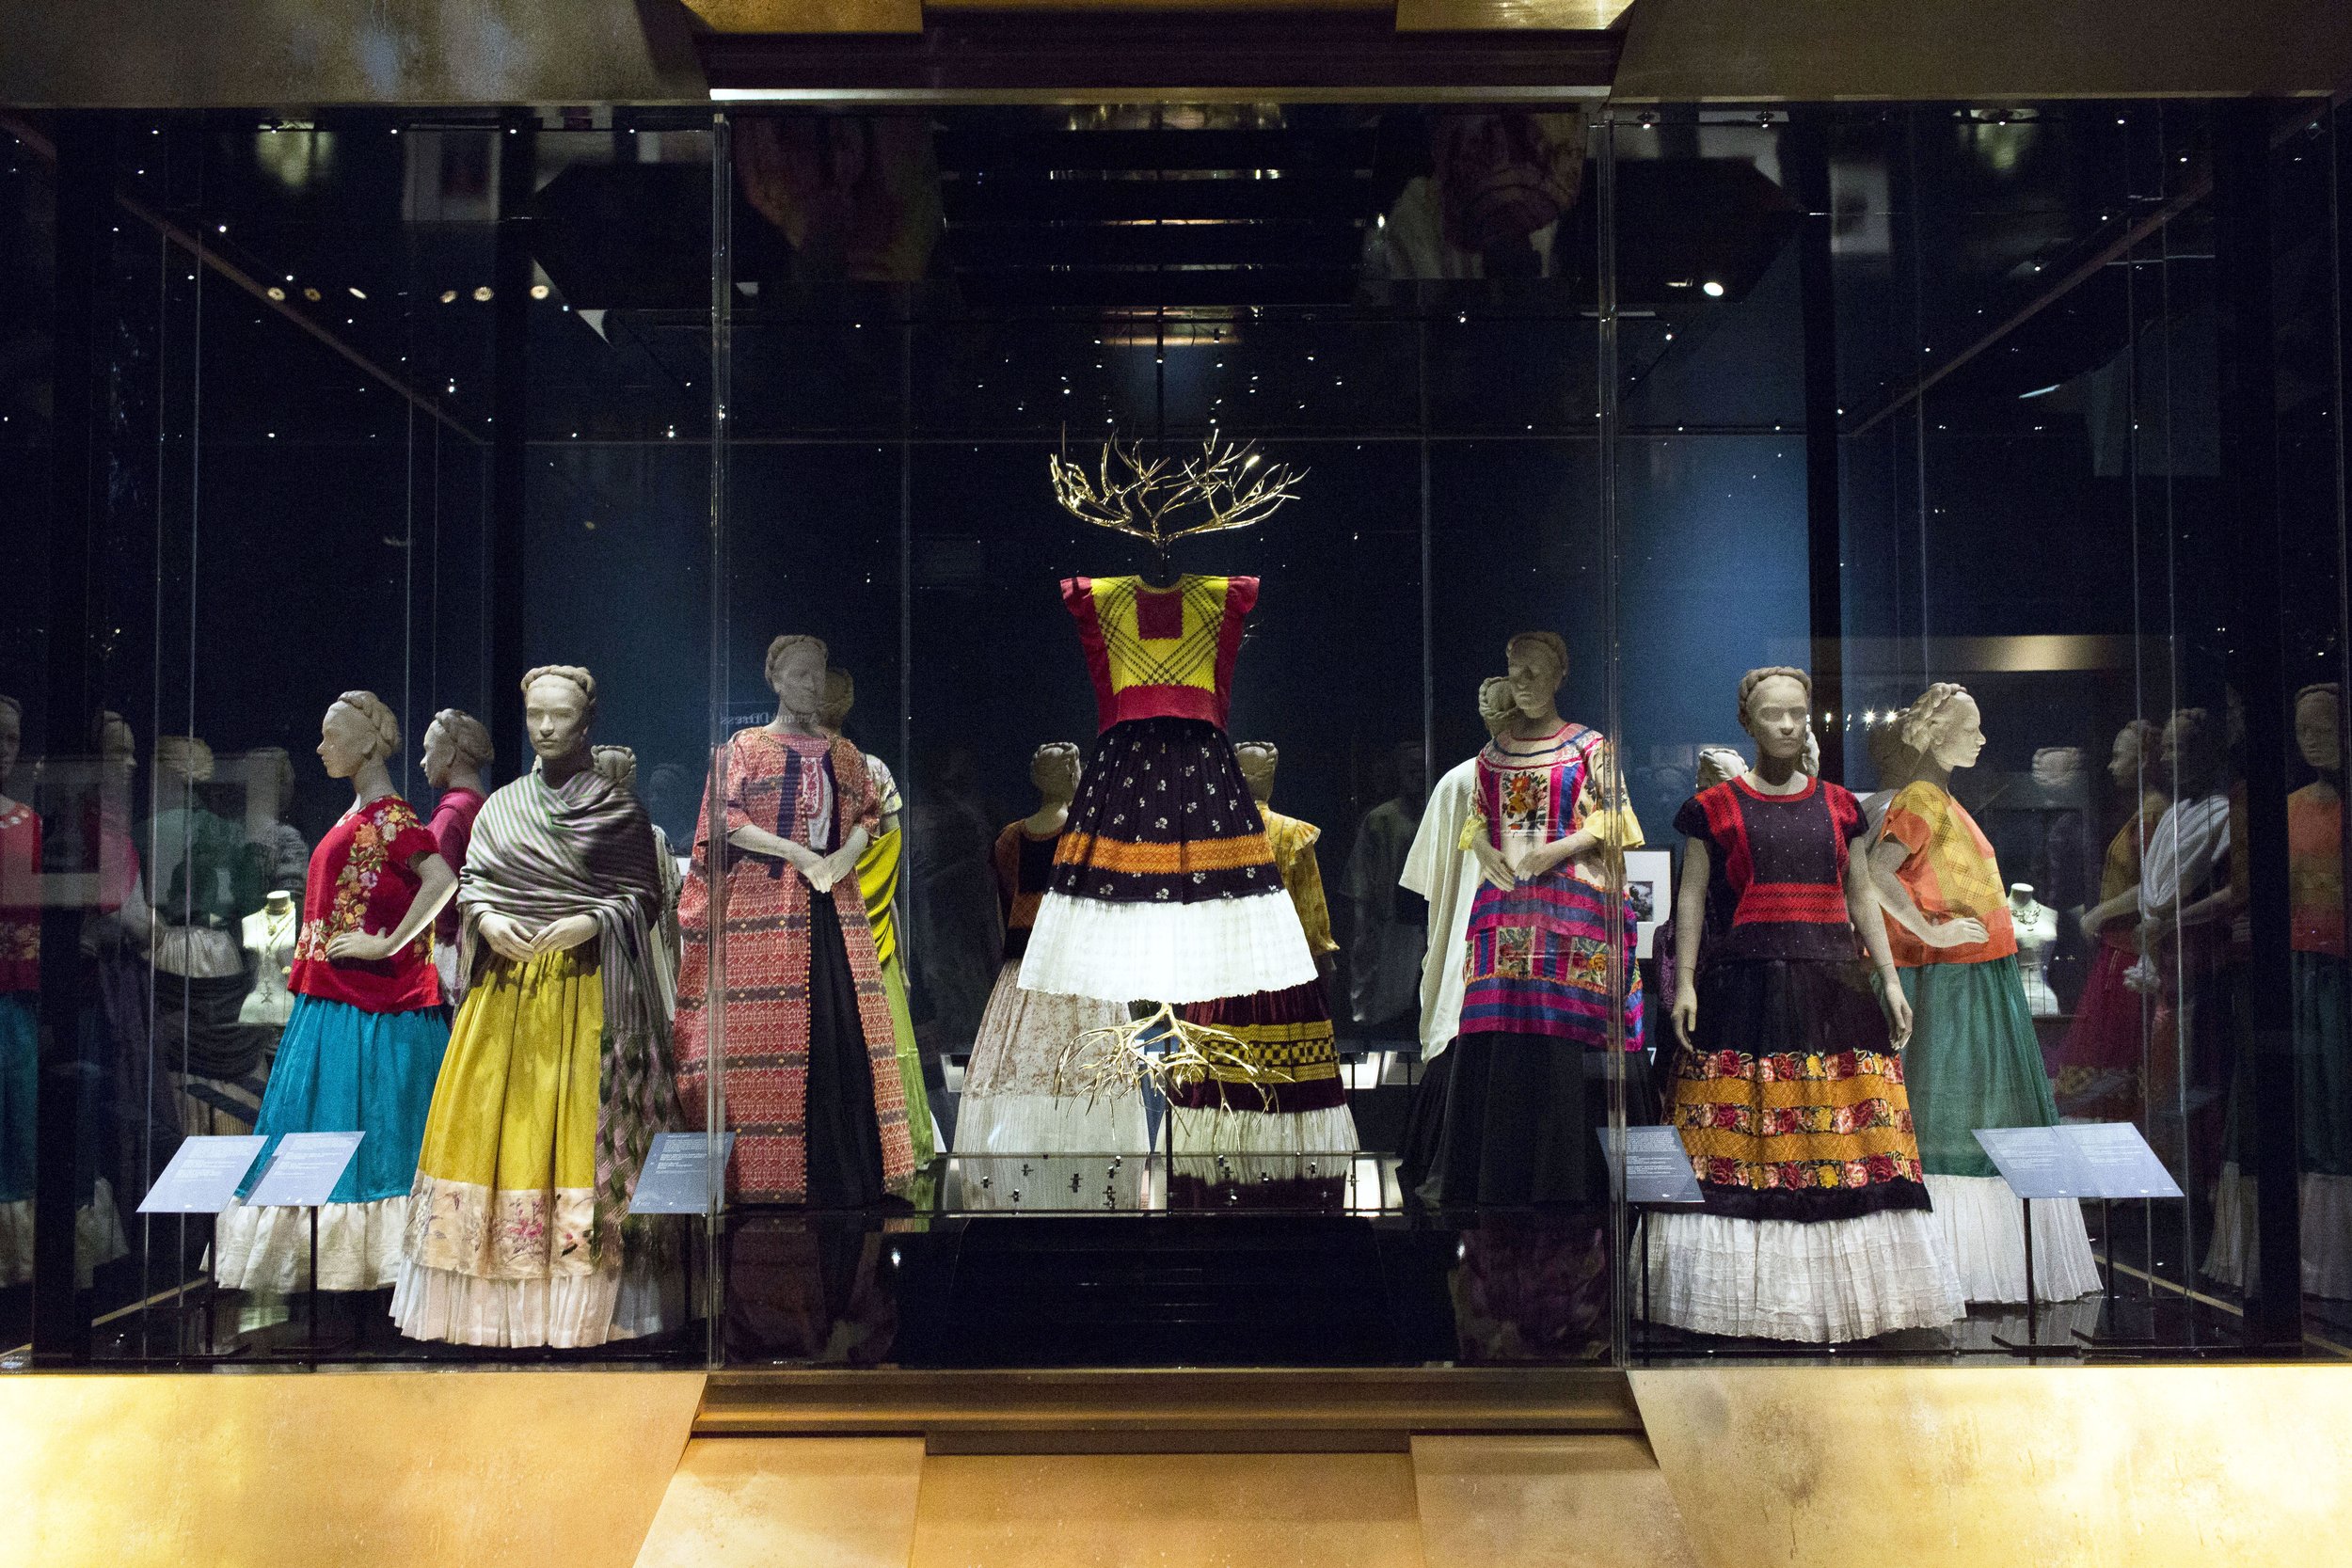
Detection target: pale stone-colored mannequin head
<box><xmin>1031</xmin><ymin>741</ymin><xmax>1082</xmax><ymax>806</ymax></box>
<box><xmin>520</xmin><ymin>665</ymin><xmax>596</xmax><ymax>768</ymax></box>
<box><xmin>2160</xmin><ymin>706</ymin><xmax>2222</xmax><ymax>797</ymax></box>
<box><xmin>592</xmin><ymin>743</ymin><xmax>640</xmax><ymax>793</ymax></box>
<box><xmin>422</xmin><ymin>707</ymin><xmax>493</xmax><ymax>789</ymax></box>
<box><xmin>319</xmin><ymin>690</ymin><xmax>400</xmax><ymax>782</ymax></box>
<box><xmin>2108</xmin><ymin>719</ymin><xmax>2162</xmax><ymax>792</ymax></box>
<box><xmin>766</xmin><ymin>635</ymin><xmax>829</xmax><ymax>726</ymax></box>
<box><xmin>1234</xmin><ymin>741</ymin><xmax>1279</xmax><ymax>804</ymax></box>
<box><xmin>0</xmin><ymin>695</ymin><xmax>19</xmax><ymax>791</ymax></box>
<box><xmin>1695</xmin><ymin>745</ymin><xmax>1746</xmax><ymax>790</ymax></box>
<box><xmin>1503</xmin><ymin>632</ymin><xmax>1568</xmax><ymax>728</ymax></box>
<box><xmin>1476</xmin><ymin>675</ymin><xmax>1518</xmax><ymax>741</ymax></box>
<box><xmin>1737</xmin><ymin>667</ymin><xmax>1813</xmax><ymax>768</ymax></box>
<box><xmin>818</xmin><ymin>667</ymin><xmax>855</xmax><ymax>736</ymax></box>
<box><xmin>1898</xmin><ymin>683</ymin><xmax>1984</xmax><ymax>775</ymax></box>
<box><xmin>2031</xmin><ymin>746</ymin><xmax>2083</xmax><ymax>791</ymax></box>
<box><xmin>2296</xmin><ymin>684</ymin><xmax>2341</xmax><ymax>772</ymax></box>
<box><xmin>153</xmin><ymin>734</ymin><xmax>215</xmax><ymax>789</ymax></box>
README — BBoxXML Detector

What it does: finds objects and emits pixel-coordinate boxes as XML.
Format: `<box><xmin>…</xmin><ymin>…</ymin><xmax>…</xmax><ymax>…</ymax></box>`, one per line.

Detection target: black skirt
<box><xmin>803</xmin><ymin>896</ymin><xmax>886</xmax><ymax>1210</ymax></box>
<box><xmin>1417</xmin><ymin>1039</ymin><xmax>1654</xmax><ymax>1209</ymax></box>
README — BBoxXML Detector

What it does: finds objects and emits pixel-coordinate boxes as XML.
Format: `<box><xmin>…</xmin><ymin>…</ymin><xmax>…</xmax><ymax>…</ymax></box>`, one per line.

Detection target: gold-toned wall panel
<box><xmin>634</xmin><ymin>1437</ymin><xmax>926</xmax><ymax>1568</ymax></box>
<box><xmin>1411</xmin><ymin>1433</ymin><xmax>1704</xmax><ymax>1568</ymax></box>
<box><xmin>679</xmin><ymin>0</ymin><xmax>922</xmax><ymax>34</ymax></box>
<box><xmin>1395</xmin><ymin>0</ymin><xmax>1636</xmax><ymax>30</ymax></box>
<box><xmin>908</xmin><ymin>1450</ymin><xmax>1427</xmax><ymax>1568</ymax></box>
<box><xmin>1633</xmin><ymin>1366</ymin><xmax>2352</xmax><ymax>1568</ymax></box>
<box><xmin>0</xmin><ymin>1370</ymin><xmax>705</xmax><ymax>1568</ymax></box>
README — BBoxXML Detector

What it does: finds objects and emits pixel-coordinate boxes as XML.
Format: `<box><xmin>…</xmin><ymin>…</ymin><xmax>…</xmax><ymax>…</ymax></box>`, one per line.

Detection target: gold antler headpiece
<box><xmin>1049</xmin><ymin>429</ymin><xmax>1305</xmax><ymax>558</ymax></box>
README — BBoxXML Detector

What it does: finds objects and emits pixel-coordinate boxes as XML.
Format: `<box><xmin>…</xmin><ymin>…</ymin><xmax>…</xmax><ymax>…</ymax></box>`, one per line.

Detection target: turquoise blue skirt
<box><xmin>0</xmin><ymin>994</ymin><xmax>33</xmax><ymax>1203</ymax></box>
<box><xmin>238</xmin><ymin>994</ymin><xmax>452</xmax><ymax>1206</ymax></box>
<box><xmin>1899</xmin><ymin>956</ymin><xmax>2063</xmax><ymax>1180</ymax></box>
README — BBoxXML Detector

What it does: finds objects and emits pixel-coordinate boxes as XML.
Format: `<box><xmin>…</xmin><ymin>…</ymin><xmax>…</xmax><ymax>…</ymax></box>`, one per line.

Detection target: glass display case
<box><xmin>1</xmin><ymin>94</ymin><xmax>2344</xmax><ymax>1370</ymax></box>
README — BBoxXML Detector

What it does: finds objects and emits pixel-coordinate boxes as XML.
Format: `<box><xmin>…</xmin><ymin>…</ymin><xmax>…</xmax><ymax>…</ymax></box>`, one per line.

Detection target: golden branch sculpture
<box><xmin>1049</xmin><ymin>430</ymin><xmax>1306</xmax><ymax>555</ymax></box>
<box><xmin>1050</xmin><ymin>1002</ymin><xmax>1296</xmax><ymax>1117</ymax></box>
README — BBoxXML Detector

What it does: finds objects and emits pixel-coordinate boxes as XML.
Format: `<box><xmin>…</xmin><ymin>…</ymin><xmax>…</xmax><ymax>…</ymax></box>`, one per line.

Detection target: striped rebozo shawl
<box><xmin>456</xmin><ymin>758</ymin><xmax>681</xmax><ymax>1258</ymax></box>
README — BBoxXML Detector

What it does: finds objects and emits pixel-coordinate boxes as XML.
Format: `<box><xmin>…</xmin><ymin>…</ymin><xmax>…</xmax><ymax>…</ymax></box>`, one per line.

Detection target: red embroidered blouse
<box><xmin>290</xmin><ymin>796</ymin><xmax>443</xmax><ymax>1012</ymax></box>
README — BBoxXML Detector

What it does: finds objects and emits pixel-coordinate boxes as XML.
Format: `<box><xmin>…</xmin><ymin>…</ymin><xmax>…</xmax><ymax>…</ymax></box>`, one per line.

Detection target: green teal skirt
<box><xmin>1899</xmin><ymin>956</ymin><xmax>2062</xmax><ymax>1180</ymax></box>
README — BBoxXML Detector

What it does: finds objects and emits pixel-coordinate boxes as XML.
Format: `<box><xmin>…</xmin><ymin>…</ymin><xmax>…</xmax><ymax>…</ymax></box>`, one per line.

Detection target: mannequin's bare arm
<box><xmin>325</xmin><ymin>852</ymin><xmax>457</xmax><ymax>963</ymax></box>
<box><xmin>1669</xmin><ymin>837</ymin><xmax>1710</xmax><ymax>1051</ymax></box>
<box><xmin>1844</xmin><ymin>847</ymin><xmax>1914</xmax><ymax>1050</ymax></box>
<box><xmin>729</xmin><ymin>822</ymin><xmax>825</xmax><ymax>879</ymax></box>
<box><xmin>813</xmin><ymin>825</ymin><xmax>871</xmax><ymax>895</ymax></box>
<box><xmin>1866</xmin><ymin>839</ymin><xmax>1988</xmax><ymax>949</ymax></box>
<box><xmin>476</xmin><ymin>911</ymin><xmax>539</xmax><ymax>962</ymax></box>
<box><xmin>2080</xmin><ymin>884</ymin><xmax>2139</xmax><ymax>941</ymax></box>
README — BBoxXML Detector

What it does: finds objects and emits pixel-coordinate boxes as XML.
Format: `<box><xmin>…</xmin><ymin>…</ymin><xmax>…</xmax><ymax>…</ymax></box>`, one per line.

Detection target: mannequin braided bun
<box><xmin>432</xmin><ymin>707</ymin><xmax>494</xmax><ymax>768</ymax></box>
<box><xmin>0</xmin><ymin>695</ymin><xmax>19</xmax><ymax>724</ymax></box>
<box><xmin>591</xmin><ymin>744</ymin><xmax>639</xmax><ymax>789</ymax></box>
<box><xmin>2296</xmin><ymin>682</ymin><xmax>2342</xmax><ymax>708</ymax></box>
<box><xmin>765</xmin><ymin>635</ymin><xmax>828</xmax><ymax>693</ymax></box>
<box><xmin>1895</xmin><ymin>682</ymin><xmax>1972</xmax><ymax>756</ymax></box>
<box><xmin>1694</xmin><ymin>745</ymin><xmax>1747</xmax><ymax>790</ymax></box>
<box><xmin>153</xmin><ymin>735</ymin><xmax>216</xmax><ymax>782</ymax></box>
<box><xmin>519</xmin><ymin>664</ymin><xmax>596</xmax><ymax>711</ymax></box>
<box><xmin>819</xmin><ymin>667</ymin><xmax>855</xmax><ymax>731</ymax></box>
<box><xmin>332</xmin><ymin>690</ymin><xmax>402</xmax><ymax>763</ymax></box>
<box><xmin>1031</xmin><ymin>740</ymin><xmax>1082</xmax><ymax>768</ymax></box>
<box><xmin>1735</xmin><ymin>666</ymin><xmax>1812</xmax><ymax>725</ymax></box>
<box><xmin>1505</xmin><ymin>631</ymin><xmax>1568</xmax><ymax>682</ymax></box>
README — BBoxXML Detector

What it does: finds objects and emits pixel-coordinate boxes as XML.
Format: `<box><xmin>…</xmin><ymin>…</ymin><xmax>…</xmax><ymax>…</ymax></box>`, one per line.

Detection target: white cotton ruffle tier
<box><xmin>0</xmin><ymin>1180</ymin><xmax>126</xmax><ymax>1289</ymax></box>
<box><xmin>1168</xmin><ymin>1101</ymin><xmax>1359</xmax><ymax>1156</ymax></box>
<box><xmin>1018</xmin><ymin>891</ymin><xmax>1316</xmax><ymax>1005</ymax></box>
<box><xmin>954</xmin><ymin>1089</ymin><xmax>1153</xmax><ymax>1158</ymax></box>
<box><xmin>1640</xmin><ymin>1208</ymin><xmax>1966</xmax><ymax>1343</ymax></box>
<box><xmin>214</xmin><ymin>1195</ymin><xmax>409</xmax><ymax>1292</ymax></box>
<box><xmin>947</xmin><ymin>1151</ymin><xmax>1155</xmax><ymax>1212</ymax></box>
<box><xmin>389</xmin><ymin>1256</ymin><xmax>627</xmax><ymax>1349</ymax></box>
<box><xmin>1926</xmin><ymin>1172</ymin><xmax>2102</xmax><ymax>1303</ymax></box>
<box><xmin>2303</xmin><ymin>1172</ymin><xmax>2352</xmax><ymax>1299</ymax></box>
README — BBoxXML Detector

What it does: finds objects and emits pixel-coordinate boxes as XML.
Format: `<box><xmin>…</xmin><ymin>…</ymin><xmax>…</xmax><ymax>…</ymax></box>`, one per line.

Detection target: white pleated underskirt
<box><xmin>953</xmin><ymin>1088</ymin><xmax>1154</xmax><ymax>1157</ymax></box>
<box><xmin>1639</xmin><ymin>1207</ymin><xmax>1966</xmax><ymax>1343</ymax></box>
<box><xmin>1018</xmin><ymin>891</ymin><xmax>1317</xmax><ymax>1004</ymax></box>
<box><xmin>1168</xmin><ymin>1102</ymin><xmax>1359</xmax><ymax>1155</ymax></box>
<box><xmin>214</xmin><ymin>1195</ymin><xmax>409</xmax><ymax>1291</ymax></box>
<box><xmin>2204</xmin><ymin>1161</ymin><xmax>2256</xmax><ymax>1289</ymax></box>
<box><xmin>389</xmin><ymin>1255</ymin><xmax>628</xmax><ymax>1349</ymax></box>
<box><xmin>1926</xmin><ymin>1172</ymin><xmax>2103</xmax><ymax>1303</ymax></box>
<box><xmin>0</xmin><ymin>1180</ymin><xmax>126</xmax><ymax>1290</ymax></box>
<box><xmin>2303</xmin><ymin>1172</ymin><xmax>2352</xmax><ymax>1299</ymax></box>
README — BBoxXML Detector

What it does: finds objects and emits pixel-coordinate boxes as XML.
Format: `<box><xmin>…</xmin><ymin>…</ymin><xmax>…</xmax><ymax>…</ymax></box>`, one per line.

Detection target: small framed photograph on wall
<box><xmin>1623</xmin><ymin>848</ymin><xmax>1672</xmax><ymax>959</ymax></box>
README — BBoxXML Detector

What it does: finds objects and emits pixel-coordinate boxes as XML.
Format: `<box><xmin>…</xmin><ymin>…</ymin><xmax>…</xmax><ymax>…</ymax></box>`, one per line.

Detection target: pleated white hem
<box><xmin>1926</xmin><ymin>1172</ymin><xmax>2102</xmax><ymax>1303</ymax></box>
<box><xmin>1168</xmin><ymin>1102</ymin><xmax>1360</xmax><ymax>1155</ymax></box>
<box><xmin>2303</xmin><ymin>1172</ymin><xmax>2352</xmax><ymax>1299</ymax></box>
<box><xmin>1640</xmin><ymin>1207</ymin><xmax>1966</xmax><ymax>1343</ymax></box>
<box><xmin>953</xmin><ymin>1088</ymin><xmax>1154</xmax><ymax>1156</ymax></box>
<box><xmin>389</xmin><ymin>1256</ymin><xmax>627</xmax><ymax>1349</ymax></box>
<box><xmin>214</xmin><ymin>1195</ymin><xmax>410</xmax><ymax>1292</ymax></box>
<box><xmin>1018</xmin><ymin>892</ymin><xmax>1317</xmax><ymax>1004</ymax></box>
<box><xmin>0</xmin><ymin>1182</ymin><xmax>129</xmax><ymax>1289</ymax></box>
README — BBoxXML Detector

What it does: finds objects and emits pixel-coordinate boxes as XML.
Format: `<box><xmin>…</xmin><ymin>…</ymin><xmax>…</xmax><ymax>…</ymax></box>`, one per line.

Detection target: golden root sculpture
<box><xmin>1051</xmin><ymin>1001</ymin><xmax>1297</xmax><ymax>1115</ymax></box>
<box><xmin>1049</xmin><ymin>430</ymin><xmax>1306</xmax><ymax>554</ymax></box>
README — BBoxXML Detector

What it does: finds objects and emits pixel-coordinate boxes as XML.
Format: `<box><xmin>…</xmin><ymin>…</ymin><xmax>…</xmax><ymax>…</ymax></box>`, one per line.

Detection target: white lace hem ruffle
<box><xmin>389</xmin><ymin>1255</ymin><xmax>627</xmax><ymax>1349</ymax></box>
<box><xmin>214</xmin><ymin>1194</ymin><xmax>410</xmax><ymax>1292</ymax></box>
<box><xmin>1640</xmin><ymin>1207</ymin><xmax>1966</xmax><ymax>1343</ymax></box>
<box><xmin>1926</xmin><ymin>1172</ymin><xmax>2103</xmax><ymax>1303</ymax></box>
<box><xmin>1018</xmin><ymin>891</ymin><xmax>1317</xmax><ymax>1004</ymax></box>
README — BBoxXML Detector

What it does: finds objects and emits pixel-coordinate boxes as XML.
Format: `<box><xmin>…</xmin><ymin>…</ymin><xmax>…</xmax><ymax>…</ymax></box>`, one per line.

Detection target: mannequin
<box><xmin>147</xmin><ymin>735</ymin><xmax>267</xmax><ymax>1086</ymax></box>
<box><xmin>2010</xmin><ymin>883</ymin><xmax>2060</xmax><ymax>1015</ymax></box>
<box><xmin>239</xmin><ymin>747</ymin><xmax>310</xmax><ymax>895</ymax></box>
<box><xmin>2135</xmin><ymin>708</ymin><xmax>2233</xmax><ymax>1173</ymax></box>
<box><xmin>421</xmin><ymin>707</ymin><xmax>493</xmax><ymax>1005</ymax></box>
<box><xmin>1870</xmin><ymin>682</ymin><xmax>2100</xmax><ymax>1303</ymax></box>
<box><xmin>2288</xmin><ymin>684</ymin><xmax>2351</xmax><ymax>1297</ymax></box>
<box><xmin>0</xmin><ymin>697</ymin><xmax>35</xmax><ymax>1279</ymax></box>
<box><xmin>82</xmin><ymin>710</ymin><xmax>150</xmax><ymax>1269</ymax></box>
<box><xmin>1645</xmin><ymin>667</ymin><xmax>1962</xmax><ymax>1342</ymax></box>
<box><xmin>956</xmin><ymin>741</ymin><xmax>1143</xmax><ymax>1161</ymax></box>
<box><xmin>818</xmin><ymin>667</ymin><xmax>936</xmax><ymax>1171</ymax></box>
<box><xmin>1018</xmin><ymin>572</ymin><xmax>1313</xmax><ymax>1006</ymax></box>
<box><xmin>2048</xmin><ymin>720</ymin><xmax>2168</xmax><ymax>1122</ymax></box>
<box><xmin>675</xmin><ymin>636</ymin><xmax>914</xmax><ymax>1207</ymax></box>
<box><xmin>215</xmin><ymin>691</ymin><xmax>456</xmax><ymax>1294</ymax></box>
<box><xmin>1170</xmin><ymin>739</ymin><xmax>1359</xmax><ymax>1202</ymax></box>
<box><xmin>396</xmin><ymin>664</ymin><xmax>679</xmax><ymax>1348</ymax></box>
<box><xmin>1342</xmin><ymin>740</ymin><xmax>1427</xmax><ymax>1033</ymax></box>
<box><xmin>1420</xmin><ymin>632</ymin><xmax>1645</xmax><ymax>1208</ymax></box>
<box><xmin>1395</xmin><ymin>677</ymin><xmax>1517</xmax><ymax>1195</ymax></box>
<box><xmin>238</xmin><ymin>891</ymin><xmax>299</xmax><ymax>1030</ymax></box>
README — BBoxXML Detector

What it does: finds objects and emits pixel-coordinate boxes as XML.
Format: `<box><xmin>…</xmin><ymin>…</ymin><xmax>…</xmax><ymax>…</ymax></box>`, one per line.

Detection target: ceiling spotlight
<box><xmin>529</xmin><ymin>283</ymin><xmax>550</xmax><ymax>300</ymax></box>
<box><xmin>438</xmin><ymin>290</ymin><xmax>456</xmax><ymax>304</ymax></box>
<box><xmin>1702</xmin><ymin>280</ymin><xmax>1725</xmax><ymax>297</ymax></box>
<box><xmin>265</xmin><ymin>286</ymin><xmax>285</xmax><ymax>301</ymax></box>
<box><xmin>347</xmin><ymin>286</ymin><xmax>366</xmax><ymax>300</ymax></box>
<box><xmin>472</xmin><ymin>285</ymin><xmax>492</xmax><ymax>302</ymax></box>
<box><xmin>301</xmin><ymin>286</ymin><xmax>321</xmax><ymax>302</ymax></box>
